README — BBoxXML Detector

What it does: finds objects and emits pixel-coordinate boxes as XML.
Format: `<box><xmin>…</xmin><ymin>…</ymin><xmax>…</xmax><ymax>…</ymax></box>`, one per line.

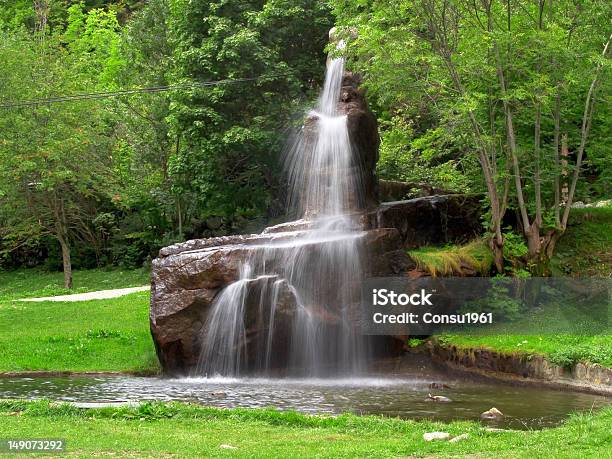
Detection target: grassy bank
<box><xmin>437</xmin><ymin>296</ymin><xmax>611</xmax><ymax>368</ymax></box>
<box><xmin>0</xmin><ymin>268</ymin><xmax>150</xmax><ymax>301</ymax></box>
<box><xmin>408</xmin><ymin>207</ymin><xmax>611</xmax><ymax>368</ymax></box>
<box><xmin>1</xmin><ymin>400</ymin><xmax>610</xmax><ymax>458</ymax></box>
<box><xmin>0</xmin><ymin>291</ymin><xmax>158</xmax><ymax>373</ymax></box>
<box><xmin>436</xmin><ymin>334</ymin><xmax>612</xmax><ymax>368</ymax></box>
<box><xmin>551</xmin><ymin>207</ymin><xmax>612</xmax><ymax>277</ymax></box>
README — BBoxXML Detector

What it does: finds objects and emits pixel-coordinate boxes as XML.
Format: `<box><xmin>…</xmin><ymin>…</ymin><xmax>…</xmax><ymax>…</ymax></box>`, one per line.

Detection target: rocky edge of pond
<box><xmin>405</xmin><ymin>339</ymin><xmax>612</xmax><ymax>396</ymax></box>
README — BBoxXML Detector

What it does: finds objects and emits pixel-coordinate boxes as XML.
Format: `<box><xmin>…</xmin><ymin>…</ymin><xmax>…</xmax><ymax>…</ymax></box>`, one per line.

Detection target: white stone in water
<box><xmin>480</xmin><ymin>407</ymin><xmax>504</xmax><ymax>420</ymax></box>
<box><xmin>423</xmin><ymin>432</ymin><xmax>451</xmax><ymax>441</ymax></box>
<box><xmin>426</xmin><ymin>393</ymin><xmax>452</xmax><ymax>402</ymax></box>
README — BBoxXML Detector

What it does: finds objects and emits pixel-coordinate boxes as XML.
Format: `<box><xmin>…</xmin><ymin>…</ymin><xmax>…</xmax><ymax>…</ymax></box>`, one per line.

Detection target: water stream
<box><xmin>197</xmin><ymin>52</ymin><xmax>370</xmax><ymax>377</ymax></box>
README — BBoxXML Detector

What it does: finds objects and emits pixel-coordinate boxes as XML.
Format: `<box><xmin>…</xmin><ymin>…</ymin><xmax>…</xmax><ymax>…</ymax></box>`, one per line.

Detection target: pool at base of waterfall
<box><xmin>1</xmin><ymin>365</ymin><xmax>609</xmax><ymax>430</ymax></box>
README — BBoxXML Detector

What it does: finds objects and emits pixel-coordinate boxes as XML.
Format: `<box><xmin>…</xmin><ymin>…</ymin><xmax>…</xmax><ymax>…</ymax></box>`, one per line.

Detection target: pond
<box><xmin>1</xmin><ymin>366</ymin><xmax>609</xmax><ymax>430</ymax></box>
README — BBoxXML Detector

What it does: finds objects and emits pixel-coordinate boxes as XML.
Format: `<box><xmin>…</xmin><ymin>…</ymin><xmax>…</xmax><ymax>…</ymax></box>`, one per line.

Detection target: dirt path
<box><xmin>18</xmin><ymin>286</ymin><xmax>149</xmax><ymax>302</ymax></box>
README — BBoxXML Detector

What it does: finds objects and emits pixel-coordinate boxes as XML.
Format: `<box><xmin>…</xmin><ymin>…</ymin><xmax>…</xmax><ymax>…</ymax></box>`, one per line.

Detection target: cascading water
<box><xmin>197</xmin><ymin>50</ymin><xmax>370</xmax><ymax>377</ymax></box>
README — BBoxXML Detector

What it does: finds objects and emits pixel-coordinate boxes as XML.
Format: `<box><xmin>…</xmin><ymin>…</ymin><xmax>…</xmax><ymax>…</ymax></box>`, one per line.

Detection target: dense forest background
<box><xmin>0</xmin><ymin>0</ymin><xmax>609</xmax><ymax>285</ymax></box>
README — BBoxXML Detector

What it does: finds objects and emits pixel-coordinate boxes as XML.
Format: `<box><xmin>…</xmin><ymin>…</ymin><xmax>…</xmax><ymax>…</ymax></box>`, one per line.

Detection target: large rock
<box><xmin>301</xmin><ymin>71</ymin><xmax>379</xmax><ymax>215</ymax></box>
<box><xmin>339</xmin><ymin>71</ymin><xmax>379</xmax><ymax>210</ymax></box>
<box><xmin>151</xmin><ymin>192</ymin><xmax>483</xmax><ymax>374</ymax></box>
<box><xmin>150</xmin><ymin>226</ymin><xmax>407</xmax><ymax>374</ymax></box>
<box><xmin>150</xmin><ymin>191</ymin><xmax>484</xmax><ymax>374</ymax></box>
<box><xmin>366</xmin><ymin>194</ymin><xmax>482</xmax><ymax>248</ymax></box>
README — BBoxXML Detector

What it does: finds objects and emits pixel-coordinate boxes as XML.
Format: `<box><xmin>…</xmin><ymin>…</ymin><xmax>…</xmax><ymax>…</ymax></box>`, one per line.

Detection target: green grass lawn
<box><xmin>1</xmin><ymin>400</ymin><xmax>610</xmax><ymax>458</ymax></box>
<box><xmin>408</xmin><ymin>207</ymin><xmax>612</xmax><ymax>368</ymax></box>
<box><xmin>0</xmin><ymin>291</ymin><xmax>158</xmax><ymax>373</ymax></box>
<box><xmin>0</xmin><ymin>268</ymin><xmax>150</xmax><ymax>301</ymax></box>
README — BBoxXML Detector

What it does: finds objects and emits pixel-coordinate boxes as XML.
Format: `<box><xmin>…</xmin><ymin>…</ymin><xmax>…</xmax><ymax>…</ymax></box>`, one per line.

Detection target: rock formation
<box><xmin>150</xmin><ymin>63</ymin><xmax>482</xmax><ymax>375</ymax></box>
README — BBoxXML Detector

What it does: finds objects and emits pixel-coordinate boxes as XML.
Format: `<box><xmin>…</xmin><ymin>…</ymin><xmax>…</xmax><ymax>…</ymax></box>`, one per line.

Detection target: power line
<box><xmin>0</xmin><ymin>73</ymin><xmax>293</xmax><ymax>109</ymax></box>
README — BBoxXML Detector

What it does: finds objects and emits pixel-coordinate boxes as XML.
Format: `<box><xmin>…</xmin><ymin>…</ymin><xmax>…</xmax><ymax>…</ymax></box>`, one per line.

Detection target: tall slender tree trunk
<box><xmin>57</xmin><ymin>234</ymin><xmax>73</xmax><ymax>289</ymax></box>
<box><xmin>52</xmin><ymin>194</ymin><xmax>73</xmax><ymax>289</ymax></box>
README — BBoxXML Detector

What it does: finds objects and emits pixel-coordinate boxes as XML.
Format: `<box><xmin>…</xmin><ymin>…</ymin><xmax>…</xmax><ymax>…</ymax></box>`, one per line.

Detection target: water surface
<box><xmin>1</xmin><ymin>370</ymin><xmax>608</xmax><ymax>430</ymax></box>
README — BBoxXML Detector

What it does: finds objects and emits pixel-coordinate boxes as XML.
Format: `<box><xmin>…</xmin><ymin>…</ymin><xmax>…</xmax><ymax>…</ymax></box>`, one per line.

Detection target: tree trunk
<box><xmin>543</xmin><ymin>229</ymin><xmax>563</xmax><ymax>260</ymax></box>
<box><xmin>525</xmin><ymin>224</ymin><xmax>549</xmax><ymax>275</ymax></box>
<box><xmin>58</xmin><ymin>235</ymin><xmax>73</xmax><ymax>289</ymax></box>
<box><xmin>489</xmin><ymin>237</ymin><xmax>504</xmax><ymax>273</ymax></box>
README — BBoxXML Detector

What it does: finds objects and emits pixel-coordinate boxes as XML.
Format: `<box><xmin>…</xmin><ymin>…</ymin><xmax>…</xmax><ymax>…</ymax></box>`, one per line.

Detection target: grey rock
<box><xmin>423</xmin><ymin>432</ymin><xmax>451</xmax><ymax>441</ymax></box>
<box><xmin>150</xmin><ymin>225</ymin><xmax>407</xmax><ymax>374</ymax></box>
<box><xmin>449</xmin><ymin>433</ymin><xmax>469</xmax><ymax>443</ymax></box>
<box><xmin>365</xmin><ymin>194</ymin><xmax>483</xmax><ymax>248</ymax></box>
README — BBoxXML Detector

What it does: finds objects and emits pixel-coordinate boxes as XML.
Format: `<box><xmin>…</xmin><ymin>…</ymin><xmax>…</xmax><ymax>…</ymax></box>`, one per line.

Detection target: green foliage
<box><xmin>500</xmin><ymin>230</ymin><xmax>532</xmax><ymax>276</ymax></box>
<box><xmin>0</xmin><ymin>0</ymin><xmax>334</xmax><ymax>271</ymax></box>
<box><xmin>407</xmin><ymin>338</ymin><xmax>424</xmax><ymax>348</ymax></box>
<box><xmin>459</xmin><ymin>282</ymin><xmax>523</xmax><ymax>321</ymax></box>
<box><xmin>334</xmin><ymin>0</ymin><xmax>611</xmax><ymax>260</ymax></box>
<box><xmin>548</xmin><ymin>344</ymin><xmax>612</xmax><ymax>369</ymax></box>
<box><xmin>502</xmin><ymin>232</ymin><xmax>529</xmax><ymax>260</ymax></box>
<box><xmin>167</xmin><ymin>0</ymin><xmax>333</xmax><ymax>227</ymax></box>
<box><xmin>378</xmin><ymin>120</ymin><xmax>479</xmax><ymax>192</ymax></box>
<box><xmin>551</xmin><ymin>207</ymin><xmax>612</xmax><ymax>277</ymax></box>
<box><xmin>0</xmin><ymin>5</ymin><xmax>122</xmax><ymax>275</ymax></box>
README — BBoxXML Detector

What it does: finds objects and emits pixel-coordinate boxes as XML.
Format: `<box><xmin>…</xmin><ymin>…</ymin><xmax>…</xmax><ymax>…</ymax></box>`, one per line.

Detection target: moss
<box><xmin>408</xmin><ymin>239</ymin><xmax>494</xmax><ymax>276</ymax></box>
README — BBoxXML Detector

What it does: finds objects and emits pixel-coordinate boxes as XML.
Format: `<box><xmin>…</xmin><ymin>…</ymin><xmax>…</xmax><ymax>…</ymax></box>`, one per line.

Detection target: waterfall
<box><xmin>197</xmin><ymin>53</ymin><xmax>369</xmax><ymax>377</ymax></box>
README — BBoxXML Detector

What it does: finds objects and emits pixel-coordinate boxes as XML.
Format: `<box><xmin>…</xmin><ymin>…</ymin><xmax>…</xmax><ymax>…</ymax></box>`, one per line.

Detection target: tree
<box><xmin>167</xmin><ymin>0</ymin><xmax>333</xmax><ymax>230</ymax></box>
<box><xmin>333</xmin><ymin>0</ymin><xmax>610</xmax><ymax>273</ymax></box>
<box><xmin>0</xmin><ymin>7</ymin><xmax>119</xmax><ymax>287</ymax></box>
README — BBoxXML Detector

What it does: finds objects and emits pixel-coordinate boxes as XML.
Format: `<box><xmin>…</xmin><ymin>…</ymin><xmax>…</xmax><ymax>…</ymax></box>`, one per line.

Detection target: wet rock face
<box><xmin>366</xmin><ymin>194</ymin><xmax>483</xmax><ymax>248</ymax></box>
<box><xmin>150</xmin><ymin>227</ymin><xmax>407</xmax><ymax>374</ymax></box>
<box><xmin>150</xmin><ymin>194</ymin><xmax>482</xmax><ymax>374</ymax></box>
<box><xmin>301</xmin><ymin>70</ymin><xmax>379</xmax><ymax>216</ymax></box>
<box><xmin>339</xmin><ymin>71</ymin><xmax>379</xmax><ymax>210</ymax></box>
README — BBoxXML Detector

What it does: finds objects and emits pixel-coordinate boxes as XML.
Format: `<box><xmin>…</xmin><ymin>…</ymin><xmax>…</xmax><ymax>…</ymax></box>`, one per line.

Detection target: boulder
<box><xmin>150</xmin><ymin>194</ymin><xmax>483</xmax><ymax>374</ymax></box>
<box><xmin>423</xmin><ymin>432</ymin><xmax>451</xmax><ymax>442</ymax></box>
<box><xmin>366</xmin><ymin>194</ymin><xmax>482</xmax><ymax>248</ymax></box>
<box><xmin>339</xmin><ymin>71</ymin><xmax>379</xmax><ymax>210</ymax></box>
<box><xmin>150</xmin><ymin>225</ymin><xmax>409</xmax><ymax>374</ymax></box>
